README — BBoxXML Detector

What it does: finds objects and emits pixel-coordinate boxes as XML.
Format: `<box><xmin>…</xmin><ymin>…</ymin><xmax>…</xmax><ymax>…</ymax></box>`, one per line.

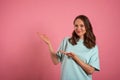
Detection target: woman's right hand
<box><xmin>37</xmin><ymin>32</ymin><xmax>59</xmax><ymax>65</ymax></box>
<box><xmin>37</xmin><ymin>32</ymin><xmax>51</xmax><ymax>45</ymax></box>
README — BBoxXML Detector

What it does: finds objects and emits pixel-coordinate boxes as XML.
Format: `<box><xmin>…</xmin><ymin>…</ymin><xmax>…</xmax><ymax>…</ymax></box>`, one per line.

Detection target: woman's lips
<box><xmin>77</xmin><ymin>31</ymin><xmax>81</xmax><ymax>33</ymax></box>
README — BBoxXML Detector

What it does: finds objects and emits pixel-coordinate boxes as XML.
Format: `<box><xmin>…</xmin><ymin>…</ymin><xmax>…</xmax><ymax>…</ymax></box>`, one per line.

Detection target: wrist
<box><xmin>48</xmin><ymin>43</ymin><xmax>52</xmax><ymax>46</ymax></box>
<box><xmin>70</xmin><ymin>53</ymin><xmax>77</xmax><ymax>59</ymax></box>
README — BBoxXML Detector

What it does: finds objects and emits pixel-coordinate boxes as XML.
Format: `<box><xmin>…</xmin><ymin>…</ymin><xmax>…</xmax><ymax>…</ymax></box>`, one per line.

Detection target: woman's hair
<box><xmin>69</xmin><ymin>15</ymin><xmax>96</xmax><ymax>49</ymax></box>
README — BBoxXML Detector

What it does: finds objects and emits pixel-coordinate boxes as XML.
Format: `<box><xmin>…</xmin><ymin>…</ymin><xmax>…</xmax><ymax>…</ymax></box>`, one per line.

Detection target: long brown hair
<box><xmin>69</xmin><ymin>15</ymin><xmax>96</xmax><ymax>49</ymax></box>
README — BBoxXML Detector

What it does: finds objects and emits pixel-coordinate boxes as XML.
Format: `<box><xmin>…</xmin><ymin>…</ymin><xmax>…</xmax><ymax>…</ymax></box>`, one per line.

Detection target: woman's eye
<box><xmin>75</xmin><ymin>25</ymin><xmax>78</xmax><ymax>27</ymax></box>
<box><xmin>80</xmin><ymin>25</ymin><xmax>84</xmax><ymax>27</ymax></box>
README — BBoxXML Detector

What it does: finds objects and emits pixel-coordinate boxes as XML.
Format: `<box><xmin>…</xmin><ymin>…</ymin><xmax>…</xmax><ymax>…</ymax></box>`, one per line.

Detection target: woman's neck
<box><xmin>79</xmin><ymin>36</ymin><xmax>84</xmax><ymax>40</ymax></box>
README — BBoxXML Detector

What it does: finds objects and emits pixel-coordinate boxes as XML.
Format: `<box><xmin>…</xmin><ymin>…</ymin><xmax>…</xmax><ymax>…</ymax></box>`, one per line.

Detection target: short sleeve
<box><xmin>56</xmin><ymin>37</ymin><xmax>67</xmax><ymax>62</ymax></box>
<box><xmin>88</xmin><ymin>45</ymin><xmax>100</xmax><ymax>71</ymax></box>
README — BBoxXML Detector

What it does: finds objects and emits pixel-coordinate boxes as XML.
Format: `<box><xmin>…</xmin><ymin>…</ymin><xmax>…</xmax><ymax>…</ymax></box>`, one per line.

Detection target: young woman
<box><xmin>37</xmin><ymin>15</ymin><xmax>100</xmax><ymax>80</ymax></box>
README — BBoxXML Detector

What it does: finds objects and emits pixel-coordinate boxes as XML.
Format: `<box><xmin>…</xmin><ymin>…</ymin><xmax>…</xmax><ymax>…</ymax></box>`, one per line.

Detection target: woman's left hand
<box><xmin>66</xmin><ymin>52</ymin><xmax>75</xmax><ymax>58</ymax></box>
<box><xmin>59</xmin><ymin>50</ymin><xmax>76</xmax><ymax>58</ymax></box>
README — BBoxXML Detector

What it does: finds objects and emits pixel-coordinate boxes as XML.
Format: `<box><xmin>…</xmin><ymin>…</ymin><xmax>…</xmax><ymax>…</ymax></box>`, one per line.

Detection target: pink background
<box><xmin>0</xmin><ymin>0</ymin><xmax>120</xmax><ymax>80</ymax></box>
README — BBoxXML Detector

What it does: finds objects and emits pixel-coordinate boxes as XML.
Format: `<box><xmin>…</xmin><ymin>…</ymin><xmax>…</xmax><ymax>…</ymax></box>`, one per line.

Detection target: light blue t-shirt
<box><xmin>56</xmin><ymin>37</ymin><xmax>100</xmax><ymax>80</ymax></box>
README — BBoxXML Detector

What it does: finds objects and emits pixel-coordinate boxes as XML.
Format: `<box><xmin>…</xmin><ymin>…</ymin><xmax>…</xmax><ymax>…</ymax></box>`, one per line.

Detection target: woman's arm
<box><xmin>71</xmin><ymin>54</ymin><xmax>95</xmax><ymax>75</ymax></box>
<box><xmin>47</xmin><ymin>43</ymin><xmax>59</xmax><ymax>65</ymax></box>
<box><xmin>60</xmin><ymin>51</ymin><xmax>95</xmax><ymax>75</ymax></box>
<box><xmin>37</xmin><ymin>32</ymin><xmax>59</xmax><ymax>65</ymax></box>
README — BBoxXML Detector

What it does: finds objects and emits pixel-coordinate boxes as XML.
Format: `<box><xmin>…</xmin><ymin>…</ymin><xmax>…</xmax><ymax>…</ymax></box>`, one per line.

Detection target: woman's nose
<box><xmin>77</xmin><ymin>26</ymin><xmax>81</xmax><ymax>30</ymax></box>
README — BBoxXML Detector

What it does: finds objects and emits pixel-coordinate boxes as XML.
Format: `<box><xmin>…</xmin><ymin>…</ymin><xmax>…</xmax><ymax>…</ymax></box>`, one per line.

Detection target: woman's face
<box><xmin>74</xmin><ymin>18</ymin><xmax>86</xmax><ymax>39</ymax></box>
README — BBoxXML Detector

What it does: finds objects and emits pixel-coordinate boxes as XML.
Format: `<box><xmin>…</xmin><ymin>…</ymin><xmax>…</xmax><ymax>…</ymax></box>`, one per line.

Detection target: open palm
<box><xmin>37</xmin><ymin>32</ymin><xmax>51</xmax><ymax>45</ymax></box>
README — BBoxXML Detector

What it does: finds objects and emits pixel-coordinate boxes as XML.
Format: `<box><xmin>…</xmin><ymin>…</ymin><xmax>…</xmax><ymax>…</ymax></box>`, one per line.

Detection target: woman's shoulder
<box><xmin>90</xmin><ymin>44</ymin><xmax>99</xmax><ymax>52</ymax></box>
<box><xmin>59</xmin><ymin>36</ymin><xmax>70</xmax><ymax>44</ymax></box>
<box><xmin>63</xmin><ymin>36</ymin><xmax>70</xmax><ymax>39</ymax></box>
<box><xmin>62</xmin><ymin>36</ymin><xmax>71</xmax><ymax>41</ymax></box>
